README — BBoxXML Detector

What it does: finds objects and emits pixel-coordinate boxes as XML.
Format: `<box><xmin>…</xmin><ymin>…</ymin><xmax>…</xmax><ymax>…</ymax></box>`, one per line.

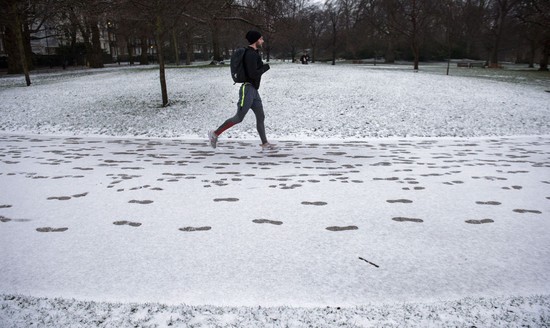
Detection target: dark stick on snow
<box><xmin>359</xmin><ymin>257</ymin><xmax>379</xmax><ymax>268</ymax></box>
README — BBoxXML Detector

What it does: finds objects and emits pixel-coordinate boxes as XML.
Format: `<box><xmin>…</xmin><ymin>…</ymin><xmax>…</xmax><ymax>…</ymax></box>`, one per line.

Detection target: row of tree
<box><xmin>1</xmin><ymin>0</ymin><xmax>548</xmax><ymax>102</ymax></box>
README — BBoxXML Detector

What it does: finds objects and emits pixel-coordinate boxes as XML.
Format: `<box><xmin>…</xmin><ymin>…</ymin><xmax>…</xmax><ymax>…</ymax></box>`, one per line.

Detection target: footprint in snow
<box><xmin>326</xmin><ymin>226</ymin><xmax>358</xmax><ymax>231</ymax></box>
<box><xmin>253</xmin><ymin>219</ymin><xmax>283</xmax><ymax>225</ymax></box>
<box><xmin>113</xmin><ymin>220</ymin><xmax>142</xmax><ymax>227</ymax></box>
<box><xmin>36</xmin><ymin>227</ymin><xmax>68</xmax><ymax>232</ymax></box>
<box><xmin>392</xmin><ymin>217</ymin><xmax>423</xmax><ymax>223</ymax></box>
<box><xmin>465</xmin><ymin>219</ymin><xmax>494</xmax><ymax>224</ymax></box>
<box><xmin>179</xmin><ymin>226</ymin><xmax>211</xmax><ymax>232</ymax></box>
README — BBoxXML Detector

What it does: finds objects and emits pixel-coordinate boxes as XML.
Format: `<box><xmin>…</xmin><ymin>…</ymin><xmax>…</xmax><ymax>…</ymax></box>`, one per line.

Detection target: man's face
<box><xmin>256</xmin><ymin>36</ymin><xmax>264</xmax><ymax>48</ymax></box>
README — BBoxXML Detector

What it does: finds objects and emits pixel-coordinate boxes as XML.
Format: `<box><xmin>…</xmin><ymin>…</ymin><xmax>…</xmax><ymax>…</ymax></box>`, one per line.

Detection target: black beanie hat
<box><xmin>245</xmin><ymin>30</ymin><xmax>262</xmax><ymax>44</ymax></box>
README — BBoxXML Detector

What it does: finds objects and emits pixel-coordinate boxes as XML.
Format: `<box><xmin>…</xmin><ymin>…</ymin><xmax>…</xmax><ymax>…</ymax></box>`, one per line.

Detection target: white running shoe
<box><xmin>260</xmin><ymin>142</ymin><xmax>277</xmax><ymax>150</ymax></box>
<box><xmin>208</xmin><ymin>130</ymin><xmax>218</xmax><ymax>149</ymax></box>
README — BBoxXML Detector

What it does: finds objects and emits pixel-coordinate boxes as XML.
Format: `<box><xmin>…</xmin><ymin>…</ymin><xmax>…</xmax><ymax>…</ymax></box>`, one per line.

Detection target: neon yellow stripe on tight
<box><xmin>240</xmin><ymin>84</ymin><xmax>246</xmax><ymax>107</ymax></box>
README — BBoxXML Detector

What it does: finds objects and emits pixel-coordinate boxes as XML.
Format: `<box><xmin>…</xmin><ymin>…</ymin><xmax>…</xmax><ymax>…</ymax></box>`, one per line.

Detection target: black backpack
<box><xmin>230</xmin><ymin>47</ymin><xmax>248</xmax><ymax>83</ymax></box>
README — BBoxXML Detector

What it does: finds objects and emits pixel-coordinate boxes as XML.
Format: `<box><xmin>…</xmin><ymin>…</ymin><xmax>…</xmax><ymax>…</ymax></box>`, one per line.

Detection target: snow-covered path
<box><xmin>1</xmin><ymin>133</ymin><xmax>549</xmax><ymax>310</ymax></box>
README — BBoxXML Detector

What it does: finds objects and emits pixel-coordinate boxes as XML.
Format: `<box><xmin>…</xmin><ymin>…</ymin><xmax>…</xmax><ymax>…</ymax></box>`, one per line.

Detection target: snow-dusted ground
<box><xmin>1</xmin><ymin>62</ymin><xmax>549</xmax><ymax>140</ymax></box>
<box><xmin>0</xmin><ymin>63</ymin><xmax>549</xmax><ymax>327</ymax></box>
<box><xmin>2</xmin><ymin>294</ymin><xmax>548</xmax><ymax>327</ymax></box>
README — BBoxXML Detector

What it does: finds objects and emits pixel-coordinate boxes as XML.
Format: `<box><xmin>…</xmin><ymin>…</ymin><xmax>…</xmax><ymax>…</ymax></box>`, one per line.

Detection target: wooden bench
<box><xmin>470</xmin><ymin>62</ymin><xmax>485</xmax><ymax>68</ymax></box>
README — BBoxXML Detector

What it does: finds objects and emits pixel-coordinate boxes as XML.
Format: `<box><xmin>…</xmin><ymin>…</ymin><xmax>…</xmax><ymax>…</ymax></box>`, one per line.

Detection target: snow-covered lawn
<box><xmin>0</xmin><ymin>63</ymin><xmax>549</xmax><ymax>327</ymax></box>
<box><xmin>2</xmin><ymin>294</ymin><xmax>548</xmax><ymax>327</ymax></box>
<box><xmin>1</xmin><ymin>62</ymin><xmax>549</xmax><ymax>139</ymax></box>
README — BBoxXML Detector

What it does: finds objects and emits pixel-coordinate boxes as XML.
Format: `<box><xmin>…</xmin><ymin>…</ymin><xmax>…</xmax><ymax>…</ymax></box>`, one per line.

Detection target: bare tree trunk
<box><xmin>4</xmin><ymin>25</ymin><xmax>23</xmax><ymax>74</ymax></box>
<box><xmin>411</xmin><ymin>0</ymin><xmax>420</xmax><ymax>70</ymax></box>
<box><xmin>81</xmin><ymin>23</ymin><xmax>92</xmax><ymax>67</ymax></box>
<box><xmin>385</xmin><ymin>38</ymin><xmax>395</xmax><ymax>63</ymax></box>
<box><xmin>185</xmin><ymin>39</ymin><xmax>193</xmax><ymax>65</ymax></box>
<box><xmin>331</xmin><ymin>32</ymin><xmax>337</xmax><ymax>65</ymax></box>
<box><xmin>127</xmin><ymin>37</ymin><xmax>134</xmax><ymax>65</ymax></box>
<box><xmin>540</xmin><ymin>39</ymin><xmax>549</xmax><ymax>71</ymax></box>
<box><xmin>527</xmin><ymin>39</ymin><xmax>535</xmax><ymax>68</ymax></box>
<box><xmin>211</xmin><ymin>21</ymin><xmax>221</xmax><ymax>63</ymax></box>
<box><xmin>490</xmin><ymin>26</ymin><xmax>502</xmax><ymax>67</ymax></box>
<box><xmin>310</xmin><ymin>36</ymin><xmax>317</xmax><ymax>63</ymax></box>
<box><xmin>202</xmin><ymin>44</ymin><xmax>208</xmax><ymax>60</ymax></box>
<box><xmin>12</xmin><ymin>4</ymin><xmax>31</xmax><ymax>86</ymax></box>
<box><xmin>330</xmin><ymin>15</ymin><xmax>338</xmax><ymax>65</ymax></box>
<box><xmin>446</xmin><ymin>33</ymin><xmax>452</xmax><ymax>75</ymax></box>
<box><xmin>184</xmin><ymin>28</ymin><xmax>193</xmax><ymax>65</ymax></box>
<box><xmin>325</xmin><ymin>1</ymin><xmax>340</xmax><ymax>65</ymax></box>
<box><xmin>412</xmin><ymin>39</ymin><xmax>420</xmax><ymax>70</ymax></box>
<box><xmin>172</xmin><ymin>31</ymin><xmax>180</xmax><ymax>66</ymax></box>
<box><xmin>264</xmin><ymin>37</ymin><xmax>271</xmax><ymax>62</ymax></box>
<box><xmin>140</xmin><ymin>36</ymin><xmax>149</xmax><ymax>65</ymax></box>
<box><xmin>489</xmin><ymin>0</ymin><xmax>516</xmax><ymax>68</ymax></box>
<box><xmin>89</xmin><ymin>19</ymin><xmax>104</xmax><ymax>68</ymax></box>
<box><xmin>155</xmin><ymin>14</ymin><xmax>169</xmax><ymax>107</ymax></box>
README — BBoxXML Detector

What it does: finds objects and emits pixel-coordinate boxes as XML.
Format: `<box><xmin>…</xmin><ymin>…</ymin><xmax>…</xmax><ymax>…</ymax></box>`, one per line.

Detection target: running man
<box><xmin>208</xmin><ymin>30</ymin><xmax>275</xmax><ymax>150</ymax></box>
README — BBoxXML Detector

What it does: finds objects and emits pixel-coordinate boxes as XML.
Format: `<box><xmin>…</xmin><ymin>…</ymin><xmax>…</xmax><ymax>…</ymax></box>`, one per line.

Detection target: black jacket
<box><xmin>244</xmin><ymin>46</ymin><xmax>270</xmax><ymax>90</ymax></box>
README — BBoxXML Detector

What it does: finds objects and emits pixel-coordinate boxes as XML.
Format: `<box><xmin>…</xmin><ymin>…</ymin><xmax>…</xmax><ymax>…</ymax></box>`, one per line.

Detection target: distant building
<box><xmin>30</xmin><ymin>23</ymin><xmax>59</xmax><ymax>55</ymax></box>
<box><xmin>0</xmin><ymin>19</ymin><xmax>211</xmax><ymax>65</ymax></box>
